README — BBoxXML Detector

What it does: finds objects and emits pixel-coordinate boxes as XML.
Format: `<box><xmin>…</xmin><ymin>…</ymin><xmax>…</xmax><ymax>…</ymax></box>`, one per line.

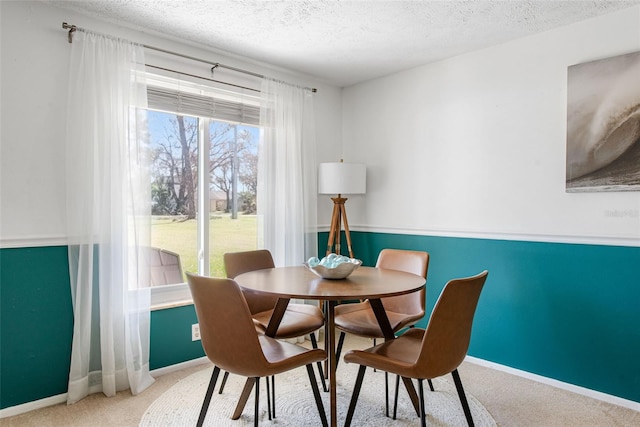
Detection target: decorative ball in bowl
<box><xmin>304</xmin><ymin>254</ymin><xmax>362</xmax><ymax>279</ymax></box>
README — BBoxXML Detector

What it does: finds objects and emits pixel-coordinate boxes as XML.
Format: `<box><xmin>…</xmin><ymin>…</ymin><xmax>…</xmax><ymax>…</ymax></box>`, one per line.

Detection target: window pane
<box><xmin>208</xmin><ymin>122</ymin><xmax>260</xmax><ymax>277</ymax></box>
<box><xmin>148</xmin><ymin>110</ymin><xmax>199</xmax><ymax>284</ymax></box>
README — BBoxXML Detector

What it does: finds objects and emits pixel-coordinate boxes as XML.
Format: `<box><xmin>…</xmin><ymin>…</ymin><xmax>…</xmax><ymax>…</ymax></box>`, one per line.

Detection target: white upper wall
<box><xmin>2</xmin><ymin>1</ymin><xmax>638</xmax><ymax>247</ymax></box>
<box><xmin>0</xmin><ymin>0</ymin><xmax>343</xmax><ymax>246</ymax></box>
<box><xmin>342</xmin><ymin>6</ymin><xmax>640</xmax><ymax>245</ymax></box>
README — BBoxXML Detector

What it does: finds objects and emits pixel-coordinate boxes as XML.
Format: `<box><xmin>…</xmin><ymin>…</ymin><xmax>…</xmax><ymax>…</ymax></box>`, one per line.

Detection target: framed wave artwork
<box><xmin>566</xmin><ymin>50</ymin><xmax>640</xmax><ymax>192</ymax></box>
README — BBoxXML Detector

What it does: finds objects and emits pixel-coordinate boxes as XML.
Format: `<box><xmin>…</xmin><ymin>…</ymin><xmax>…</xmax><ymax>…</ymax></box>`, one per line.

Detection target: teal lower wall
<box><xmin>149</xmin><ymin>305</ymin><xmax>205</xmax><ymax>370</ymax></box>
<box><xmin>0</xmin><ymin>246</ymin><xmax>73</xmax><ymax>409</ymax></box>
<box><xmin>1</xmin><ymin>233</ymin><xmax>638</xmax><ymax>409</ymax></box>
<box><xmin>0</xmin><ymin>246</ymin><xmax>204</xmax><ymax>409</ymax></box>
<box><xmin>324</xmin><ymin>231</ymin><xmax>640</xmax><ymax>403</ymax></box>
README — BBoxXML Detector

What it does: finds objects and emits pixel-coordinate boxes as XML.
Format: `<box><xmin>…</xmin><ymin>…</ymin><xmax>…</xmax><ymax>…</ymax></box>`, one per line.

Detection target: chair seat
<box><xmin>253</xmin><ymin>303</ymin><xmax>325</xmax><ymax>338</ymax></box>
<box><xmin>335</xmin><ymin>300</ymin><xmax>423</xmax><ymax>338</ymax></box>
<box><xmin>259</xmin><ymin>335</ymin><xmax>327</xmax><ymax>372</ymax></box>
<box><xmin>214</xmin><ymin>335</ymin><xmax>326</xmax><ymax>378</ymax></box>
<box><xmin>344</xmin><ymin>328</ymin><xmax>425</xmax><ymax>378</ymax></box>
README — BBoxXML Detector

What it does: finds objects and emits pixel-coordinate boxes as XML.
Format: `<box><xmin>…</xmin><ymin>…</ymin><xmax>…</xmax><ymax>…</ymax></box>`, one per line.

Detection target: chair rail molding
<box><xmin>318</xmin><ymin>224</ymin><xmax>640</xmax><ymax>248</ymax></box>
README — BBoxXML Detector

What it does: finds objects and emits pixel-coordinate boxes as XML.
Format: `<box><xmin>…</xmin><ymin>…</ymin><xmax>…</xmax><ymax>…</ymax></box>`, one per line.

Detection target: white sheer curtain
<box><xmin>65</xmin><ymin>31</ymin><xmax>154</xmax><ymax>404</ymax></box>
<box><xmin>258</xmin><ymin>79</ymin><xmax>318</xmax><ymax>267</ymax></box>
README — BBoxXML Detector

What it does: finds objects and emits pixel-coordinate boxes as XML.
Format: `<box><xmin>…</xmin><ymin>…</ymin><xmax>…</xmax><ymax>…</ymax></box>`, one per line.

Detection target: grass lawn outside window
<box><xmin>151</xmin><ymin>212</ymin><xmax>257</xmax><ymax>280</ymax></box>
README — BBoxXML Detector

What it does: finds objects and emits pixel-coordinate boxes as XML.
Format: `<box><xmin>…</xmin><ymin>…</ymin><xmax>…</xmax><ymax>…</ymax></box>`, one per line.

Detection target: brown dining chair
<box><xmin>334</xmin><ymin>248</ymin><xmax>430</xmax><ymax>414</ymax></box>
<box><xmin>343</xmin><ymin>270</ymin><xmax>489</xmax><ymax>427</ymax></box>
<box><xmin>223</xmin><ymin>249</ymin><xmax>327</xmax><ymax>394</ymax></box>
<box><xmin>186</xmin><ymin>273</ymin><xmax>328</xmax><ymax>427</ymax></box>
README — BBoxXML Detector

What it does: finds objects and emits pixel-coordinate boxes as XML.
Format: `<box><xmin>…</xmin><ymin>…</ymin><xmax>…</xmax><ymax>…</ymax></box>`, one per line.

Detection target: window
<box><xmin>145</xmin><ymin>73</ymin><xmax>261</xmax><ymax>305</ymax></box>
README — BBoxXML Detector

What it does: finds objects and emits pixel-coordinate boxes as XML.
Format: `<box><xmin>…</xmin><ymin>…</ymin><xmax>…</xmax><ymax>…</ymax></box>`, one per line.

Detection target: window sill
<box><xmin>150</xmin><ymin>282</ymin><xmax>193</xmax><ymax>310</ymax></box>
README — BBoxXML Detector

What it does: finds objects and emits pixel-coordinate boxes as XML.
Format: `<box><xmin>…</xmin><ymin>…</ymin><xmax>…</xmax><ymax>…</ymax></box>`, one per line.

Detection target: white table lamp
<box><xmin>318</xmin><ymin>161</ymin><xmax>366</xmax><ymax>257</ymax></box>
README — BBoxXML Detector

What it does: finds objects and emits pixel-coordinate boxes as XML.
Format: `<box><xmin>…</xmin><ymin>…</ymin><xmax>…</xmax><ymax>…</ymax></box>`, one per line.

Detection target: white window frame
<box><xmin>146</xmin><ymin>72</ymin><xmax>261</xmax><ymax>308</ymax></box>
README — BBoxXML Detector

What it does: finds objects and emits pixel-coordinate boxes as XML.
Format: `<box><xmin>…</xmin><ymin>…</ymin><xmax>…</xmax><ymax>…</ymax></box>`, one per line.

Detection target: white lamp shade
<box><xmin>318</xmin><ymin>162</ymin><xmax>366</xmax><ymax>195</ymax></box>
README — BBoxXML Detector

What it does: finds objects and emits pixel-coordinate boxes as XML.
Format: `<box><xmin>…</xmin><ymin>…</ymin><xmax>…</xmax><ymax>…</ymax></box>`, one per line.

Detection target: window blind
<box><xmin>147</xmin><ymin>86</ymin><xmax>260</xmax><ymax>125</ymax></box>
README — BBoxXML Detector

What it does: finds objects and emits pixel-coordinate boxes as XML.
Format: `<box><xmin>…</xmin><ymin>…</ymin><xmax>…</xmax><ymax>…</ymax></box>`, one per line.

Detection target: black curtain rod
<box><xmin>62</xmin><ymin>22</ymin><xmax>317</xmax><ymax>93</ymax></box>
<box><xmin>146</xmin><ymin>64</ymin><xmax>260</xmax><ymax>93</ymax></box>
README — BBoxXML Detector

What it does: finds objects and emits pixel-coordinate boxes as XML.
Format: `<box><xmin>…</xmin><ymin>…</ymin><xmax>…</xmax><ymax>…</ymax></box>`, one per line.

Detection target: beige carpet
<box><xmin>140</xmin><ymin>360</ymin><xmax>496</xmax><ymax>426</ymax></box>
<box><xmin>4</xmin><ymin>335</ymin><xmax>639</xmax><ymax>426</ymax></box>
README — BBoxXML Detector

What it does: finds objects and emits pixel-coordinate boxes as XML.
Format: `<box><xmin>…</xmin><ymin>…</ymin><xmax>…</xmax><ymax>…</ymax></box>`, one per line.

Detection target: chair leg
<box><xmin>373</xmin><ymin>338</ymin><xmax>377</xmax><ymax>372</ymax></box>
<box><xmin>232</xmin><ymin>377</ymin><xmax>256</xmax><ymax>420</ymax></box>
<box><xmin>218</xmin><ymin>370</ymin><xmax>230</xmax><ymax>394</ymax></box>
<box><xmin>392</xmin><ymin>377</ymin><xmax>422</xmax><ymax>418</ymax></box>
<box><xmin>254</xmin><ymin>377</ymin><xmax>260</xmax><ymax>427</ymax></box>
<box><xmin>393</xmin><ymin>375</ymin><xmax>435</xmax><ymax>420</ymax></box>
<box><xmin>344</xmin><ymin>365</ymin><xmax>367</xmax><ymax>427</ymax></box>
<box><xmin>306</xmin><ymin>364</ymin><xmax>329</xmax><ymax>427</ymax></box>
<box><xmin>393</xmin><ymin>374</ymin><xmax>400</xmax><ymax>419</ymax></box>
<box><xmin>452</xmin><ymin>369</ymin><xmax>474</xmax><ymax>427</ymax></box>
<box><xmin>418</xmin><ymin>379</ymin><xmax>426</xmax><ymax>427</ymax></box>
<box><xmin>372</xmin><ymin>338</ymin><xmax>377</xmax><ymax>372</ymax></box>
<box><xmin>266</xmin><ymin>374</ymin><xmax>272</xmax><ymax>420</ymax></box>
<box><xmin>401</xmin><ymin>376</ymin><xmax>421</xmax><ymax>416</ymax></box>
<box><xmin>196</xmin><ymin>366</ymin><xmax>220</xmax><ymax>427</ymax></box>
<box><xmin>271</xmin><ymin>375</ymin><xmax>276</xmax><ymax>418</ymax></box>
<box><xmin>310</xmin><ymin>332</ymin><xmax>328</xmax><ymax>392</ymax></box>
<box><xmin>385</xmin><ymin>372</ymin><xmax>389</xmax><ymax>417</ymax></box>
<box><xmin>335</xmin><ymin>331</ymin><xmax>346</xmax><ymax>370</ymax></box>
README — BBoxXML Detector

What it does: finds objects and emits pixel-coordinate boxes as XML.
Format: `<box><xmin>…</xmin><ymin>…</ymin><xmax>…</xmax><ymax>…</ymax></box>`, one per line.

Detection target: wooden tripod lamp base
<box><xmin>318</xmin><ymin>161</ymin><xmax>366</xmax><ymax>259</ymax></box>
<box><xmin>326</xmin><ymin>196</ymin><xmax>354</xmax><ymax>258</ymax></box>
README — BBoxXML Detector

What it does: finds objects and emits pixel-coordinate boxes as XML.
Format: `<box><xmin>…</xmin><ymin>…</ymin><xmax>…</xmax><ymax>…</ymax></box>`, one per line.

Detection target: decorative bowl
<box><xmin>304</xmin><ymin>259</ymin><xmax>362</xmax><ymax>279</ymax></box>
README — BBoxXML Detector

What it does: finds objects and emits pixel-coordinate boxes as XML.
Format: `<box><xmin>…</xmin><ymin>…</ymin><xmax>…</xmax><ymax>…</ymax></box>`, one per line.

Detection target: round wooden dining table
<box><xmin>234</xmin><ymin>265</ymin><xmax>426</xmax><ymax>427</ymax></box>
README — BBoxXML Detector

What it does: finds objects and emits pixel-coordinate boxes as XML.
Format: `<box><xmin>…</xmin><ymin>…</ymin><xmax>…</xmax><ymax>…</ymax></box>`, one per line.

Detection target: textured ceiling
<box><xmin>47</xmin><ymin>0</ymin><xmax>640</xmax><ymax>87</ymax></box>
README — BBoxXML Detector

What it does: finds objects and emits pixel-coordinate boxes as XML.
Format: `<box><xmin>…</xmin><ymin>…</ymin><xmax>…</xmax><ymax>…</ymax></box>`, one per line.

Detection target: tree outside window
<box><xmin>148</xmin><ymin>109</ymin><xmax>260</xmax><ymax>282</ymax></box>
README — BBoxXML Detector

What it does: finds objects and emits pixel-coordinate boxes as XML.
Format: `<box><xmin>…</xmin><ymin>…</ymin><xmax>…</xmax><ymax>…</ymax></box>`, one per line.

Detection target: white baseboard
<box><xmin>149</xmin><ymin>356</ymin><xmax>210</xmax><ymax>377</ymax></box>
<box><xmin>0</xmin><ymin>357</ymin><xmax>211</xmax><ymax>419</ymax></box>
<box><xmin>464</xmin><ymin>355</ymin><xmax>640</xmax><ymax>412</ymax></box>
<box><xmin>3</xmin><ymin>355</ymin><xmax>637</xmax><ymax>419</ymax></box>
<box><xmin>0</xmin><ymin>393</ymin><xmax>68</xmax><ymax>419</ymax></box>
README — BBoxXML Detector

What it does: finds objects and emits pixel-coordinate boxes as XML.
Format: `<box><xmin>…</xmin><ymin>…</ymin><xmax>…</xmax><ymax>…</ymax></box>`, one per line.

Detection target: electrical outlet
<box><xmin>192</xmin><ymin>323</ymin><xmax>201</xmax><ymax>341</ymax></box>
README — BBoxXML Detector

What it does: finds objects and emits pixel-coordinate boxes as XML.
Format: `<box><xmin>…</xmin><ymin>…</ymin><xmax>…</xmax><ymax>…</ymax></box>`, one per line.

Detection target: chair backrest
<box><xmin>186</xmin><ymin>272</ymin><xmax>269</xmax><ymax>377</ymax></box>
<box><xmin>223</xmin><ymin>249</ymin><xmax>278</xmax><ymax>314</ymax></box>
<box><xmin>376</xmin><ymin>249</ymin><xmax>429</xmax><ymax>316</ymax></box>
<box><xmin>416</xmin><ymin>270</ymin><xmax>488</xmax><ymax>378</ymax></box>
<box><xmin>147</xmin><ymin>247</ymin><xmax>183</xmax><ymax>286</ymax></box>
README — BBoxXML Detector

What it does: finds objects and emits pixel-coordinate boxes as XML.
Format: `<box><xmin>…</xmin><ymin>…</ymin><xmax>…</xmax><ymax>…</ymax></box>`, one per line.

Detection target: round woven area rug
<box><xmin>141</xmin><ymin>361</ymin><xmax>496</xmax><ymax>426</ymax></box>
